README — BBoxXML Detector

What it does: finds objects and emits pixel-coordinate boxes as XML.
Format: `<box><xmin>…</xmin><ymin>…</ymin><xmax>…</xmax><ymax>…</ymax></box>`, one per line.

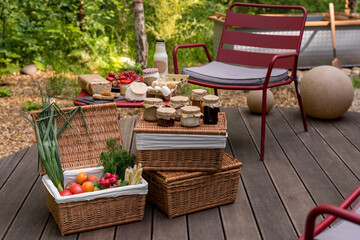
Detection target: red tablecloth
<box><xmin>74</xmin><ymin>90</ymin><xmax>169</xmax><ymax>108</ymax></box>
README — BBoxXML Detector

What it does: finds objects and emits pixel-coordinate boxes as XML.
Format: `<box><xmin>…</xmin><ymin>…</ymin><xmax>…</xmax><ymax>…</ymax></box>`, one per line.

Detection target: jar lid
<box><xmin>120</xmin><ymin>79</ymin><xmax>132</xmax><ymax>84</ymax></box>
<box><xmin>202</xmin><ymin>95</ymin><xmax>221</xmax><ymax>108</ymax></box>
<box><xmin>142</xmin><ymin>68</ymin><xmax>159</xmax><ymax>74</ymax></box>
<box><xmin>143</xmin><ymin>98</ymin><xmax>163</xmax><ymax>108</ymax></box>
<box><xmin>180</xmin><ymin>106</ymin><xmax>200</xmax><ymax>114</ymax></box>
<box><xmin>170</xmin><ymin>96</ymin><xmax>189</xmax><ymax>104</ymax></box>
<box><xmin>157</xmin><ymin>107</ymin><xmax>176</xmax><ymax>120</ymax></box>
<box><xmin>156</xmin><ymin>39</ymin><xmax>165</xmax><ymax>42</ymax></box>
<box><xmin>129</xmin><ymin>82</ymin><xmax>148</xmax><ymax>95</ymax></box>
<box><xmin>191</xmin><ymin>89</ymin><xmax>207</xmax><ymax>100</ymax></box>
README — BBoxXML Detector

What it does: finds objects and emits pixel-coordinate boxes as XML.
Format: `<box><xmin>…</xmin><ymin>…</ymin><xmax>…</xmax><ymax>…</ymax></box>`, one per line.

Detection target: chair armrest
<box><xmin>172</xmin><ymin>43</ymin><xmax>212</xmax><ymax>74</ymax></box>
<box><xmin>263</xmin><ymin>52</ymin><xmax>298</xmax><ymax>87</ymax></box>
<box><xmin>299</xmin><ymin>186</ymin><xmax>360</xmax><ymax>240</ymax></box>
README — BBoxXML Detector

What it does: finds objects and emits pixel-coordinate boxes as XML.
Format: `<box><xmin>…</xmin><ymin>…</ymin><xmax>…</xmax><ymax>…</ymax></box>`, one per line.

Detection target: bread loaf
<box><xmin>78</xmin><ymin>74</ymin><xmax>111</xmax><ymax>95</ymax></box>
<box><xmin>93</xmin><ymin>94</ymin><xmax>114</xmax><ymax>100</ymax></box>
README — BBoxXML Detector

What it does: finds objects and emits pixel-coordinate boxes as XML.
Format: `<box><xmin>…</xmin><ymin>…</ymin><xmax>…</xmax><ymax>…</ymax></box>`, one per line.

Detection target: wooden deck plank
<box><xmin>188</xmin><ymin>208</ymin><xmax>225</xmax><ymax>240</ymax></box>
<box><xmin>238</xmin><ymin>107</ymin><xmax>317</xmax><ymax>237</ymax></box>
<box><xmin>224</xmin><ymin>108</ymin><xmax>297</xmax><ymax>240</ymax></box>
<box><xmin>40</xmin><ymin>217</ymin><xmax>77</xmax><ymax>240</ymax></box>
<box><xmin>280</xmin><ymin>108</ymin><xmax>360</xmax><ymax>199</ymax></box>
<box><xmin>0</xmin><ymin>144</ymin><xmax>38</xmax><ymax>239</ymax></box>
<box><xmin>345</xmin><ymin>111</ymin><xmax>360</xmax><ymax>127</ymax></box>
<box><xmin>0</xmin><ymin>147</ymin><xmax>28</xmax><ymax>189</ymax></box>
<box><xmin>266</xmin><ymin>108</ymin><xmax>344</xmax><ymax>206</ymax></box>
<box><xmin>308</xmin><ymin>116</ymin><xmax>360</xmax><ymax>178</ymax></box>
<box><xmin>331</xmin><ymin>115</ymin><xmax>360</xmax><ymax>151</ymax></box>
<box><xmin>152</xmin><ymin>209</ymin><xmax>188</xmax><ymax>240</ymax></box>
<box><xmin>77</xmin><ymin>227</ymin><xmax>115</xmax><ymax>240</ymax></box>
<box><xmin>220</xmin><ymin>142</ymin><xmax>261</xmax><ymax>240</ymax></box>
<box><xmin>4</xmin><ymin>178</ymin><xmax>49</xmax><ymax>240</ymax></box>
<box><xmin>120</xmin><ymin>117</ymin><xmax>137</xmax><ymax>151</ymax></box>
<box><xmin>115</xmin><ymin>203</ymin><xmax>152</xmax><ymax>240</ymax></box>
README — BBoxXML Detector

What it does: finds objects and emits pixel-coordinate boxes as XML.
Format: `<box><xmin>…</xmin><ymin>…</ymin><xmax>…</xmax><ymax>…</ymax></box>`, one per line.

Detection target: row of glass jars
<box><xmin>142</xmin><ymin>91</ymin><xmax>221</xmax><ymax>127</ymax></box>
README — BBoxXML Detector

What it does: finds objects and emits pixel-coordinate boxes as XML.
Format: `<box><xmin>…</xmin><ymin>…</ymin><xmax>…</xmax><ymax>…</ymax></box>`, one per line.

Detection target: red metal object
<box><xmin>172</xmin><ymin>2</ymin><xmax>308</xmax><ymax>160</ymax></box>
<box><xmin>74</xmin><ymin>90</ymin><xmax>169</xmax><ymax>108</ymax></box>
<box><xmin>298</xmin><ymin>186</ymin><xmax>360</xmax><ymax>240</ymax></box>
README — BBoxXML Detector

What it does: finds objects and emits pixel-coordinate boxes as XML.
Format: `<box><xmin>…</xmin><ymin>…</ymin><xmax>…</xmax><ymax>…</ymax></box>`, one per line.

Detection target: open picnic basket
<box><xmin>31</xmin><ymin>103</ymin><xmax>147</xmax><ymax>236</ymax></box>
<box><xmin>134</xmin><ymin>112</ymin><xmax>227</xmax><ymax>172</ymax></box>
<box><xmin>143</xmin><ymin>153</ymin><xmax>242</xmax><ymax>218</ymax></box>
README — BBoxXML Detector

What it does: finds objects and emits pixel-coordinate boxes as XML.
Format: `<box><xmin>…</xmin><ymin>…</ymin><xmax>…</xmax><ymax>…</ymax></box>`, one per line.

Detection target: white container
<box><xmin>142</xmin><ymin>68</ymin><xmax>160</xmax><ymax>86</ymax></box>
<box><xmin>153</xmin><ymin>39</ymin><xmax>168</xmax><ymax>76</ymax></box>
<box><xmin>125</xmin><ymin>82</ymin><xmax>148</xmax><ymax>102</ymax></box>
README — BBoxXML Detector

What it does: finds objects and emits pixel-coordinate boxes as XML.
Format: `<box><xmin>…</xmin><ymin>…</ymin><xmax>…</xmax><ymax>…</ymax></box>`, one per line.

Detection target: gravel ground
<box><xmin>0</xmin><ymin>69</ymin><xmax>359</xmax><ymax>160</ymax></box>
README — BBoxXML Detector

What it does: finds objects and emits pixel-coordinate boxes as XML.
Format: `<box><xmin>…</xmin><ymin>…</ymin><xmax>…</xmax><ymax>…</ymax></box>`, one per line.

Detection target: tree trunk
<box><xmin>133</xmin><ymin>0</ymin><xmax>148</xmax><ymax>68</ymax></box>
<box><xmin>345</xmin><ymin>0</ymin><xmax>358</xmax><ymax>14</ymax></box>
<box><xmin>78</xmin><ymin>0</ymin><xmax>86</xmax><ymax>32</ymax></box>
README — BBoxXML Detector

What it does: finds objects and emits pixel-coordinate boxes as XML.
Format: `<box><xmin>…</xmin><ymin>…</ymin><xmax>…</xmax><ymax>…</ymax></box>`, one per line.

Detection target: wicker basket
<box><xmin>31</xmin><ymin>103</ymin><xmax>146</xmax><ymax>236</ymax></box>
<box><xmin>143</xmin><ymin>153</ymin><xmax>242</xmax><ymax>218</ymax></box>
<box><xmin>134</xmin><ymin>112</ymin><xmax>227</xmax><ymax>172</ymax></box>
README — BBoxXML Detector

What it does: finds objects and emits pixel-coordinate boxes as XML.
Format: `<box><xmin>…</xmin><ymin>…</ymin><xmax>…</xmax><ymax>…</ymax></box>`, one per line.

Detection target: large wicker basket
<box><xmin>31</xmin><ymin>103</ymin><xmax>146</xmax><ymax>236</ymax></box>
<box><xmin>143</xmin><ymin>153</ymin><xmax>242</xmax><ymax>218</ymax></box>
<box><xmin>134</xmin><ymin>112</ymin><xmax>227</xmax><ymax>172</ymax></box>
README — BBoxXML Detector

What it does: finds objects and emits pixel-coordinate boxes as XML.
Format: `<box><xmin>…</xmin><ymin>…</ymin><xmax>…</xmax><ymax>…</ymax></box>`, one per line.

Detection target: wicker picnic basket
<box><xmin>134</xmin><ymin>112</ymin><xmax>227</xmax><ymax>172</ymax></box>
<box><xmin>143</xmin><ymin>153</ymin><xmax>242</xmax><ymax>218</ymax></box>
<box><xmin>31</xmin><ymin>103</ymin><xmax>146</xmax><ymax>236</ymax></box>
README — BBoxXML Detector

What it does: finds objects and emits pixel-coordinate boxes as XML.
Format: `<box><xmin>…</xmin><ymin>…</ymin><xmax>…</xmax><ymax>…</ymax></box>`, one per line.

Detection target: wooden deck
<box><xmin>1</xmin><ymin>107</ymin><xmax>360</xmax><ymax>240</ymax></box>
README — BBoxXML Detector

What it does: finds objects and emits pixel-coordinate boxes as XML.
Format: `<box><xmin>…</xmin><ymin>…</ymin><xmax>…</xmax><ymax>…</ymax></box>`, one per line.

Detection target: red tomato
<box><xmin>59</xmin><ymin>190</ymin><xmax>72</xmax><ymax>196</ymax></box>
<box><xmin>65</xmin><ymin>181</ymin><xmax>78</xmax><ymax>190</ymax></box>
<box><xmin>69</xmin><ymin>184</ymin><xmax>86</xmax><ymax>194</ymax></box>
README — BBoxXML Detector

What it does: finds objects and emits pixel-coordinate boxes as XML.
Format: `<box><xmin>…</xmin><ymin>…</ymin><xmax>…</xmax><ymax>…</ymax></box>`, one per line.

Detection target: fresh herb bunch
<box><xmin>99</xmin><ymin>138</ymin><xmax>135</xmax><ymax>180</ymax></box>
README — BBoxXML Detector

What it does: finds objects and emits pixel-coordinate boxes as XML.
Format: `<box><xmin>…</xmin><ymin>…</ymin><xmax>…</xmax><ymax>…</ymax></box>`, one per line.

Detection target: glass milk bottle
<box><xmin>153</xmin><ymin>39</ymin><xmax>168</xmax><ymax>76</ymax></box>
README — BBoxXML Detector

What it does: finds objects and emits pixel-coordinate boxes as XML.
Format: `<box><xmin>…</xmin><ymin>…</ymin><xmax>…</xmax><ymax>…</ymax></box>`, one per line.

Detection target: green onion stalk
<box><xmin>23</xmin><ymin>81</ymin><xmax>91</xmax><ymax>192</ymax></box>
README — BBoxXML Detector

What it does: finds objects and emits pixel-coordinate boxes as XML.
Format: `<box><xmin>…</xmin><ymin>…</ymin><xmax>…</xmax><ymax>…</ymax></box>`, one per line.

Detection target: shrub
<box><xmin>0</xmin><ymin>88</ymin><xmax>12</xmax><ymax>97</ymax></box>
<box><xmin>23</xmin><ymin>101</ymin><xmax>43</xmax><ymax>112</ymax></box>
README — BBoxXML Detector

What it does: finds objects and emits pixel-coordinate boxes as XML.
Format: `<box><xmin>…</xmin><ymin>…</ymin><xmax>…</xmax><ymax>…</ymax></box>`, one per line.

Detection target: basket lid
<box><xmin>31</xmin><ymin>103</ymin><xmax>123</xmax><ymax>175</ymax></box>
<box><xmin>153</xmin><ymin>153</ymin><xmax>242</xmax><ymax>183</ymax></box>
<box><xmin>129</xmin><ymin>82</ymin><xmax>148</xmax><ymax>95</ymax></box>
<box><xmin>134</xmin><ymin>112</ymin><xmax>227</xmax><ymax>135</ymax></box>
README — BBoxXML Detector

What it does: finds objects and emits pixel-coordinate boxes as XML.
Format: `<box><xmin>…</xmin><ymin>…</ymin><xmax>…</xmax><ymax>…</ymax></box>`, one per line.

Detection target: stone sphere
<box><xmin>247</xmin><ymin>89</ymin><xmax>275</xmax><ymax>114</ymax></box>
<box><xmin>300</xmin><ymin>65</ymin><xmax>354</xmax><ymax>119</ymax></box>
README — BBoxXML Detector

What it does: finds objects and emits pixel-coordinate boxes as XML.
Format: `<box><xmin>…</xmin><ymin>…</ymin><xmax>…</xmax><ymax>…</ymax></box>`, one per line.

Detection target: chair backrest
<box><xmin>217</xmin><ymin>2</ymin><xmax>307</xmax><ymax>69</ymax></box>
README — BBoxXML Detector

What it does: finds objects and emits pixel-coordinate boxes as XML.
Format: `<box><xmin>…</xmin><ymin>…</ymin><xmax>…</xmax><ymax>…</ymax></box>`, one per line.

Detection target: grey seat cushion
<box><xmin>182</xmin><ymin>61</ymin><xmax>288</xmax><ymax>86</ymax></box>
<box><xmin>315</xmin><ymin>204</ymin><xmax>360</xmax><ymax>240</ymax></box>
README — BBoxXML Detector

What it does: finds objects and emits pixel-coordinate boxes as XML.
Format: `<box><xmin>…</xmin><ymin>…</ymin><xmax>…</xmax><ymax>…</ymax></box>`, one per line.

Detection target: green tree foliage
<box><xmin>0</xmin><ymin>0</ymin><xmax>352</xmax><ymax>76</ymax></box>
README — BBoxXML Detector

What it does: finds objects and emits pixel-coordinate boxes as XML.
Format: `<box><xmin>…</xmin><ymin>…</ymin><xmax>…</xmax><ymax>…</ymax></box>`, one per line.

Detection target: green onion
<box><xmin>23</xmin><ymin>81</ymin><xmax>91</xmax><ymax>192</ymax></box>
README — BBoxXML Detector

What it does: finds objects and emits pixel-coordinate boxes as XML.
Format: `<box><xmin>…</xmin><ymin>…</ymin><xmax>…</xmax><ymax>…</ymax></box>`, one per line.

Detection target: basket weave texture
<box><xmin>134</xmin><ymin>112</ymin><xmax>226</xmax><ymax>171</ymax></box>
<box><xmin>31</xmin><ymin>103</ymin><xmax>123</xmax><ymax>174</ymax></box>
<box><xmin>134</xmin><ymin>112</ymin><xmax>227</xmax><ymax>135</ymax></box>
<box><xmin>143</xmin><ymin>153</ymin><xmax>242</xmax><ymax>218</ymax></box>
<box><xmin>31</xmin><ymin>103</ymin><xmax>146</xmax><ymax>236</ymax></box>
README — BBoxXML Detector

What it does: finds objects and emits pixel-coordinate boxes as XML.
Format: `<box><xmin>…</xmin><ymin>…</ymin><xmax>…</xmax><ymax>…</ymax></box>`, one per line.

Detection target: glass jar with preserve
<box><xmin>142</xmin><ymin>98</ymin><xmax>164</xmax><ymax>122</ymax></box>
<box><xmin>191</xmin><ymin>89</ymin><xmax>207</xmax><ymax>113</ymax></box>
<box><xmin>156</xmin><ymin>107</ymin><xmax>176</xmax><ymax>127</ymax></box>
<box><xmin>142</xmin><ymin>68</ymin><xmax>160</xmax><ymax>86</ymax></box>
<box><xmin>180</xmin><ymin>106</ymin><xmax>203</xmax><ymax>127</ymax></box>
<box><xmin>169</xmin><ymin>96</ymin><xmax>189</xmax><ymax>121</ymax></box>
<box><xmin>202</xmin><ymin>95</ymin><xmax>221</xmax><ymax>124</ymax></box>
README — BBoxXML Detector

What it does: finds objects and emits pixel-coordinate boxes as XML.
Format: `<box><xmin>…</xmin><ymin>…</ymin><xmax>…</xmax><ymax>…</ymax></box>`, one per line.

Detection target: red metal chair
<box><xmin>298</xmin><ymin>186</ymin><xmax>360</xmax><ymax>240</ymax></box>
<box><xmin>173</xmin><ymin>2</ymin><xmax>308</xmax><ymax>160</ymax></box>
